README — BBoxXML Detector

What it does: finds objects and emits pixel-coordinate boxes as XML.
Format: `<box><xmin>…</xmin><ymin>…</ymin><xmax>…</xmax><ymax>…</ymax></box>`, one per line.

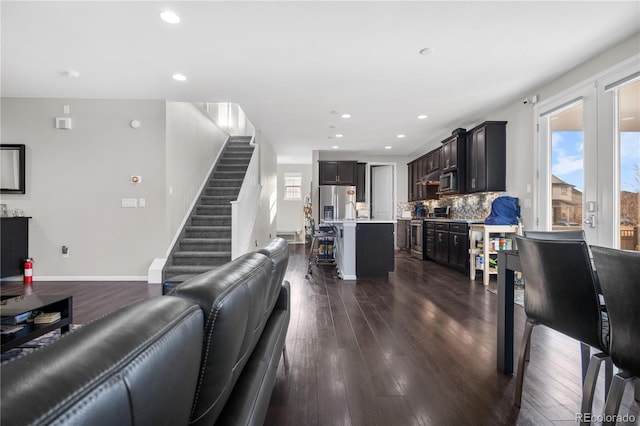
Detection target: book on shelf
<box><xmin>1</xmin><ymin>324</ymin><xmax>25</xmax><ymax>334</ymax></box>
<box><xmin>1</xmin><ymin>311</ymin><xmax>31</xmax><ymax>325</ymax></box>
<box><xmin>34</xmin><ymin>312</ymin><xmax>61</xmax><ymax>324</ymax></box>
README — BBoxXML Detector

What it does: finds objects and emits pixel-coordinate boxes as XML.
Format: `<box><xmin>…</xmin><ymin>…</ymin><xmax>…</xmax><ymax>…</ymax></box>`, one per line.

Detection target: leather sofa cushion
<box><xmin>257</xmin><ymin>238</ymin><xmax>290</xmax><ymax>326</ymax></box>
<box><xmin>216</xmin><ymin>280</ymin><xmax>291</xmax><ymax>426</ymax></box>
<box><xmin>1</xmin><ymin>297</ymin><xmax>204</xmax><ymax>426</ymax></box>
<box><xmin>169</xmin><ymin>251</ymin><xmax>276</xmax><ymax>425</ymax></box>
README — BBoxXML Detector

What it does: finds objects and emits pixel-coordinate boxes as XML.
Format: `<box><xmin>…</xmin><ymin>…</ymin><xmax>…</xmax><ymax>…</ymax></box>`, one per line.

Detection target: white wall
<box><xmin>1</xmin><ymin>98</ymin><xmax>167</xmax><ymax>278</ymax></box>
<box><xmin>165</xmin><ymin>102</ymin><xmax>228</xmax><ymax>247</ymax></box>
<box><xmin>402</xmin><ymin>32</ymin><xmax>640</xmax><ymax>230</ymax></box>
<box><xmin>277</xmin><ymin>163</ymin><xmax>312</xmax><ymax>240</ymax></box>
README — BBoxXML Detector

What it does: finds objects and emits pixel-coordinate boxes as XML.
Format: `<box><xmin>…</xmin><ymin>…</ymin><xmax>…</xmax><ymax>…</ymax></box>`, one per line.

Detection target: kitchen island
<box><xmin>322</xmin><ymin>219</ymin><xmax>396</xmax><ymax>279</ymax></box>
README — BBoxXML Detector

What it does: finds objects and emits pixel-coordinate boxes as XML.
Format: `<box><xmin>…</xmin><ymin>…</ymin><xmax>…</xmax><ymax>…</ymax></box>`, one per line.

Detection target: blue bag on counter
<box><xmin>485</xmin><ymin>196</ymin><xmax>520</xmax><ymax>225</ymax></box>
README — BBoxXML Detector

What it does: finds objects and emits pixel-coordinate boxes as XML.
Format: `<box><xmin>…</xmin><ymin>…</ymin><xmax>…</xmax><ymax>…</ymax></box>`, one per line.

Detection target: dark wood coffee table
<box><xmin>1</xmin><ymin>295</ymin><xmax>73</xmax><ymax>353</ymax></box>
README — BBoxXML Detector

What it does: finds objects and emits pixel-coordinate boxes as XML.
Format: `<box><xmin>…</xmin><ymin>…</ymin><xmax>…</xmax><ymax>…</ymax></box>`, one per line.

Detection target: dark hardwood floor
<box><xmin>1</xmin><ymin>245</ymin><xmax>637</xmax><ymax>425</ymax></box>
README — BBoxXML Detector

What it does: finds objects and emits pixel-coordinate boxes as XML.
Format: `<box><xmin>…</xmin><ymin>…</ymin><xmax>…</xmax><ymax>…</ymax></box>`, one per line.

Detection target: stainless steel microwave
<box><xmin>439</xmin><ymin>171</ymin><xmax>457</xmax><ymax>192</ymax></box>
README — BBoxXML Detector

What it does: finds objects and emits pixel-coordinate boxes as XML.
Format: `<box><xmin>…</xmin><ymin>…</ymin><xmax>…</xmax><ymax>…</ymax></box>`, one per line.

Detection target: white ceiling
<box><xmin>2</xmin><ymin>1</ymin><xmax>639</xmax><ymax>163</ymax></box>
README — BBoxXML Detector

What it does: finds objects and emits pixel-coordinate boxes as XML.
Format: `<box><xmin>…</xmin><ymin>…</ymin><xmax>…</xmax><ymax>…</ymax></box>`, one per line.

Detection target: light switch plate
<box><xmin>121</xmin><ymin>198</ymin><xmax>137</xmax><ymax>208</ymax></box>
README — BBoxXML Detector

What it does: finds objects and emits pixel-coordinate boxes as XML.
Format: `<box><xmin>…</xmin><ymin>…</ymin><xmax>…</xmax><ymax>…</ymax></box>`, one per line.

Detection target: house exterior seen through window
<box><xmin>284</xmin><ymin>173</ymin><xmax>302</xmax><ymax>201</ymax></box>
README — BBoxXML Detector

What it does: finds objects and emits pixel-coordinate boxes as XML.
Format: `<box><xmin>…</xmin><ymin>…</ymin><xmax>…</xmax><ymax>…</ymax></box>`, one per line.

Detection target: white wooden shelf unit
<box><xmin>469</xmin><ymin>224</ymin><xmax>521</xmax><ymax>286</ymax></box>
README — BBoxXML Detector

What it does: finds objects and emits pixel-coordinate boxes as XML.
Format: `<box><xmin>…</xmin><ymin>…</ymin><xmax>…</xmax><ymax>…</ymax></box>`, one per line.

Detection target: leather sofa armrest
<box><xmin>274</xmin><ymin>280</ymin><xmax>290</xmax><ymax>311</ymax></box>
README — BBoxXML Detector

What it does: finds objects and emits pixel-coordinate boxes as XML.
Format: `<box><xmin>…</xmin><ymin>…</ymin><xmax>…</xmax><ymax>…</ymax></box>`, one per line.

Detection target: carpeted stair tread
<box><xmin>162</xmin><ymin>135</ymin><xmax>254</xmax><ymax>282</ymax></box>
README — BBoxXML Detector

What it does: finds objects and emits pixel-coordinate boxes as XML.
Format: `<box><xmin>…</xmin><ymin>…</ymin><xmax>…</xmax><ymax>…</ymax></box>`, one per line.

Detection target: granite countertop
<box><xmin>422</xmin><ymin>218</ymin><xmax>485</xmax><ymax>224</ymax></box>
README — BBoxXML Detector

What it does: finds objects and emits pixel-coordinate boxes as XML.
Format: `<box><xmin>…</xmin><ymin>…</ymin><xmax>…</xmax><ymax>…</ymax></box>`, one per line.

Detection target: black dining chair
<box><xmin>590</xmin><ymin>246</ymin><xmax>640</xmax><ymax>425</ymax></box>
<box><xmin>514</xmin><ymin>237</ymin><xmax>609</xmax><ymax>414</ymax></box>
<box><xmin>521</xmin><ymin>229</ymin><xmax>611</xmax><ymax>396</ymax></box>
<box><xmin>522</xmin><ymin>229</ymin><xmax>586</xmax><ymax>240</ymax></box>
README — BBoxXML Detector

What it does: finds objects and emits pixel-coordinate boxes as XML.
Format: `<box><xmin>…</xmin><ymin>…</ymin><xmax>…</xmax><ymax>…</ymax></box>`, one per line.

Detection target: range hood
<box><xmin>417</xmin><ymin>169</ymin><xmax>440</xmax><ymax>185</ymax></box>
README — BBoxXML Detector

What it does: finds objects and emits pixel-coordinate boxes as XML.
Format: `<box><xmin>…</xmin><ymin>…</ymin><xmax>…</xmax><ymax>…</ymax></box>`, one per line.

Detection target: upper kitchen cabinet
<box><xmin>319</xmin><ymin>161</ymin><xmax>357</xmax><ymax>185</ymax></box>
<box><xmin>440</xmin><ymin>129</ymin><xmax>466</xmax><ymax>194</ymax></box>
<box><xmin>407</xmin><ymin>147</ymin><xmax>440</xmax><ymax>201</ymax></box>
<box><xmin>466</xmin><ymin>121</ymin><xmax>507</xmax><ymax>193</ymax></box>
<box><xmin>440</xmin><ymin>129</ymin><xmax>466</xmax><ymax>172</ymax></box>
<box><xmin>426</xmin><ymin>147</ymin><xmax>440</xmax><ymax>175</ymax></box>
<box><xmin>356</xmin><ymin>163</ymin><xmax>366</xmax><ymax>202</ymax></box>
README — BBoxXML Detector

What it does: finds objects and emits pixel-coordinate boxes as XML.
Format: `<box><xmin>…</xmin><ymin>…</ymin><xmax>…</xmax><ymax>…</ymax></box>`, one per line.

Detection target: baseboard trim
<box><xmin>31</xmin><ymin>276</ymin><xmax>148</xmax><ymax>282</ymax></box>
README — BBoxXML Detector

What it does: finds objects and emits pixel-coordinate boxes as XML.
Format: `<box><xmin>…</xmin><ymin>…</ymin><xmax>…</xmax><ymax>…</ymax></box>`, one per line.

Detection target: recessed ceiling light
<box><xmin>397</xmin><ymin>134</ymin><xmax>406</xmax><ymax>139</ymax></box>
<box><xmin>335</xmin><ymin>134</ymin><xmax>343</xmax><ymax>138</ymax></box>
<box><xmin>341</xmin><ymin>114</ymin><xmax>351</xmax><ymax>119</ymax></box>
<box><xmin>160</xmin><ymin>11</ymin><xmax>180</xmax><ymax>24</ymax></box>
<box><xmin>385</xmin><ymin>146</ymin><xmax>392</xmax><ymax>150</ymax></box>
<box><xmin>65</xmin><ymin>70</ymin><xmax>80</xmax><ymax>79</ymax></box>
<box><xmin>172</xmin><ymin>73</ymin><xmax>187</xmax><ymax>81</ymax></box>
<box><xmin>332</xmin><ymin>146</ymin><xmax>339</xmax><ymax>149</ymax></box>
<box><xmin>417</xmin><ymin>114</ymin><xmax>428</xmax><ymax>119</ymax></box>
<box><xmin>419</xmin><ymin>47</ymin><xmax>435</xmax><ymax>56</ymax></box>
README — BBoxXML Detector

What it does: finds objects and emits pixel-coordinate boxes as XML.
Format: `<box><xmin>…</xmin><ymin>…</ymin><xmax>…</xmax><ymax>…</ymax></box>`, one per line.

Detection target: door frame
<box><xmin>533</xmin><ymin>54</ymin><xmax>640</xmax><ymax>247</ymax></box>
<box><xmin>366</xmin><ymin>162</ymin><xmax>396</xmax><ymax>220</ymax></box>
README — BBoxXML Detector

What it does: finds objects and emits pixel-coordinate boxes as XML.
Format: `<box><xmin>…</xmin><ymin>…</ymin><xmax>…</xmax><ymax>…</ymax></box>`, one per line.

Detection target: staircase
<box><xmin>163</xmin><ymin>136</ymin><xmax>254</xmax><ymax>282</ymax></box>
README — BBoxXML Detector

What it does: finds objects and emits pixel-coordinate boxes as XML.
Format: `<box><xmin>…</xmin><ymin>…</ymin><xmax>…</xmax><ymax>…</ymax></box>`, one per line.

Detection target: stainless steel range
<box><xmin>410</xmin><ymin>220</ymin><xmax>423</xmax><ymax>259</ymax></box>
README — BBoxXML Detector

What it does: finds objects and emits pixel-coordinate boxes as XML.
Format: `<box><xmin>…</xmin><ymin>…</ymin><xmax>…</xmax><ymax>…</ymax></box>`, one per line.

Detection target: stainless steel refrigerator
<box><xmin>319</xmin><ymin>185</ymin><xmax>356</xmax><ymax>221</ymax></box>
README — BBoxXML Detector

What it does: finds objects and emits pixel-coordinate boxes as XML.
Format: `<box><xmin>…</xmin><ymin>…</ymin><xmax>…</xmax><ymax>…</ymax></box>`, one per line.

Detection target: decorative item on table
<box><xmin>484</xmin><ymin>196</ymin><xmax>520</xmax><ymax>225</ymax></box>
<box><xmin>0</xmin><ymin>324</ymin><xmax>25</xmax><ymax>334</ymax></box>
<box><xmin>0</xmin><ymin>204</ymin><xmax>7</xmax><ymax>217</ymax></box>
<box><xmin>12</xmin><ymin>208</ymin><xmax>24</xmax><ymax>217</ymax></box>
<box><xmin>33</xmin><ymin>312</ymin><xmax>61</xmax><ymax>324</ymax></box>
<box><xmin>1</xmin><ymin>311</ymin><xmax>31</xmax><ymax>325</ymax></box>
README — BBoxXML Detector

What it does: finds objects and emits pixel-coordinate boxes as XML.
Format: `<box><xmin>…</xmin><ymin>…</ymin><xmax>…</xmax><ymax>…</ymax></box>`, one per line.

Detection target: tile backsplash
<box><xmin>398</xmin><ymin>192</ymin><xmax>504</xmax><ymax>220</ymax></box>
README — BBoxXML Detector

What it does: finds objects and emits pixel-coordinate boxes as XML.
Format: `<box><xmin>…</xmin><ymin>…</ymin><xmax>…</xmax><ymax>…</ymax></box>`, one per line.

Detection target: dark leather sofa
<box><xmin>1</xmin><ymin>238</ymin><xmax>290</xmax><ymax>426</ymax></box>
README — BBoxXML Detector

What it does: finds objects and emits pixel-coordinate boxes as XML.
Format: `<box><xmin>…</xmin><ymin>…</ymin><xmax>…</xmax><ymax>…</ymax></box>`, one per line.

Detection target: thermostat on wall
<box><xmin>55</xmin><ymin>117</ymin><xmax>72</xmax><ymax>129</ymax></box>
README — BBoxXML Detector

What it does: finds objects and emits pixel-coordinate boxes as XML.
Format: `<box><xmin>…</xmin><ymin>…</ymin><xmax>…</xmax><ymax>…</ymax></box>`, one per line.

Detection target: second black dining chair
<box><xmin>590</xmin><ymin>246</ymin><xmax>640</xmax><ymax>425</ymax></box>
<box><xmin>514</xmin><ymin>237</ymin><xmax>609</xmax><ymax>414</ymax></box>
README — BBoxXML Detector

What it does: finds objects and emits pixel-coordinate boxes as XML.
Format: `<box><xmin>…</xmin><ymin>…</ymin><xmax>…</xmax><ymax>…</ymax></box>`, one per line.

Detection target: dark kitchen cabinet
<box><xmin>1</xmin><ymin>217</ymin><xmax>31</xmax><ymax>278</ymax></box>
<box><xmin>407</xmin><ymin>161</ymin><xmax>415</xmax><ymax>201</ymax></box>
<box><xmin>440</xmin><ymin>130</ymin><xmax>466</xmax><ymax>193</ymax></box>
<box><xmin>356</xmin><ymin>163</ymin><xmax>366</xmax><ymax>202</ymax></box>
<box><xmin>397</xmin><ymin>219</ymin><xmax>411</xmax><ymax>252</ymax></box>
<box><xmin>425</xmin><ymin>220</ymin><xmax>471</xmax><ymax>274</ymax></box>
<box><xmin>319</xmin><ymin>161</ymin><xmax>357</xmax><ymax>185</ymax></box>
<box><xmin>407</xmin><ymin>147</ymin><xmax>440</xmax><ymax>202</ymax></box>
<box><xmin>356</xmin><ymin>223</ymin><xmax>395</xmax><ymax>277</ymax></box>
<box><xmin>434</xmin><ymin>222</ymin><xmax>449</xmax><ymax>264</ymax></box>
<box><xmin>448</xmin><ymin>223</ymin><xmax>469</xmax><ymax>273</ymax></box>
<box><xmin>466</xmin><ymin>121</ymin><xmax>507</xmax><ymax>193</ymax></box>
<box><xmin>426</xmin><ymin>148</ymin><xmax>440</xmax><ymax>174</ymax></box>
<box><xmin>424</xmin><ymin>221</ymin><xmax>435</xmax><ymax>259</ymax></box>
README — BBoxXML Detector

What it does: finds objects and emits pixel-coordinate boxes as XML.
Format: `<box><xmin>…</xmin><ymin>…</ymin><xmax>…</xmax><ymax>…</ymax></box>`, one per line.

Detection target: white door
<box><xmin>535</xmin><ymin>59</ymin><xmax>640</xmax><ymax>249</ymax></box>
<box><xmin>371</xmin><ymin>165</ymin><xmax>393</xmax><ymax>220</ymax></box>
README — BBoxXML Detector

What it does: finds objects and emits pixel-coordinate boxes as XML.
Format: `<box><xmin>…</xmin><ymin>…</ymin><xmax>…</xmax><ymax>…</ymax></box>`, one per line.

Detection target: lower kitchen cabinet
<box><xmin>434</xmin><ymin>223</ymin><xmax>449</xmax><ymax>264</ymax></box>
<box><xmin>424</xmin><ymin>221</ymin><xmax>435</xmax><ymax>259</ymax></box>
<box><xmin>448</xmin><ymin>223</ymin><xmax>469</xmax><ymax>273</ymax></box>
<box><xmin>356</xmin><ymin>223</ymin><xmax>394</xmax><ymax>277</ymax></box>
<box><xmin>425</xmin><ymin>220</ymin><xmax>473</xmax><ymax>274</ymax></box>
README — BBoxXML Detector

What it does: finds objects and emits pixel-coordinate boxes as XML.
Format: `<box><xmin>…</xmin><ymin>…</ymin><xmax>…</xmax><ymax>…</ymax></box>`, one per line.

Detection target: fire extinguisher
<box><xmin>24</xmin><ymin>258</ymin><xmax>33</xmax><ymax>284</ymax></box>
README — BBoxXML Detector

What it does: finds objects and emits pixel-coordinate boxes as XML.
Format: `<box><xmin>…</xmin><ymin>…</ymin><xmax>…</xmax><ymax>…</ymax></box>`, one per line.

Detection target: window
<box><xmin>283</xmin><ymin>173</ymin><xmax>302</xmax><ymax>201</ymax></box>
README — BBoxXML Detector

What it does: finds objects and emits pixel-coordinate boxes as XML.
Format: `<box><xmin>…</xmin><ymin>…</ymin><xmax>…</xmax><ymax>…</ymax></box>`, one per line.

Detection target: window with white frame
<box><xmin>283</xmin><ymin>173</ymin><xmax>302</xmax><ymax>200</ymax></box>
